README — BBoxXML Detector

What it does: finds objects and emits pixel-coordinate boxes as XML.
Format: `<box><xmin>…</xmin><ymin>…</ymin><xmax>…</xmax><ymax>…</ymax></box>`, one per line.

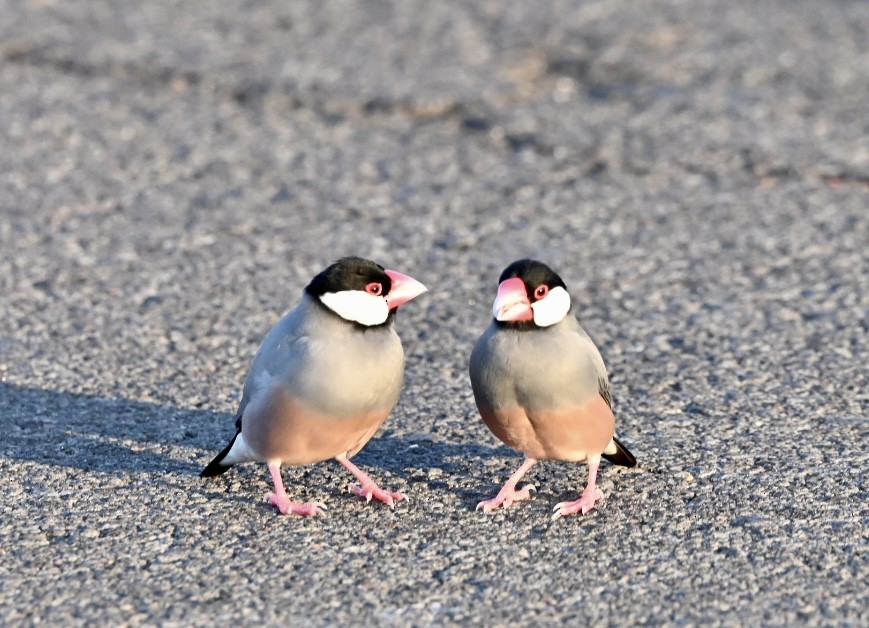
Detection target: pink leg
<box><xmin>552</xmin><ymin>455</ymin><xmax>604</xmax><ymax>519</ymax></box>
<box><xmin>266</xmin><ymin>461</ymin><xmax>326</xmax><ymax>516</ymax></box>
<box><xmin>336</xmin><ymin>456</ymin><xmax>407</xmax><ymax>508</ymax></box>
<box><xmin>477</xmin><ymin>458</ymin><xmax>537</xmax><ymax>513</ymax></box>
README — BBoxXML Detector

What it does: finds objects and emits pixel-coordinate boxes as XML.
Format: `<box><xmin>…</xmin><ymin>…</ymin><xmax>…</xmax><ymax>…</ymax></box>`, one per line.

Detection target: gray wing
<box><xmin>202</xmin><ymin>303</ymin><xmax>309</xmax><ymax>477</ymax></box>
<box><xmin>572</xmin><ymin>317</ymin><xmax>637</xmax><ymax>467</ymax></box>
<box><xmin>571</xmin><ymin>317</ymin><xmax>612</xmax><ymax>408</ymax></box>
<box><xmin>234</xmin><ymin>299</ymin><xmax>311</xmax><ymax>425</ymax></box>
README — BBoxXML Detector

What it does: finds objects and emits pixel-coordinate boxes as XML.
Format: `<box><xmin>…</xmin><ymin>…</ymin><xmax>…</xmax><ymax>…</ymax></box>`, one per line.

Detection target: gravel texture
<box><xmin>1</xmin><ymin>0</ymin><xmax>867</xmax><ymax>625</ymax></box>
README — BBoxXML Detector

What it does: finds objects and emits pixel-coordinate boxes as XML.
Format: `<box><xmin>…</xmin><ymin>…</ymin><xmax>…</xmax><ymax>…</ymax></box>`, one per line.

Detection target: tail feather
<box><xmin>201</xmin><ymin>430</ymin><xmax>239</xmax><ymax>477</ymax></box>
<box><xmin>602</xmin><ymin>435</ymin><xmax>637</xmax><ymax>468</ymax></box>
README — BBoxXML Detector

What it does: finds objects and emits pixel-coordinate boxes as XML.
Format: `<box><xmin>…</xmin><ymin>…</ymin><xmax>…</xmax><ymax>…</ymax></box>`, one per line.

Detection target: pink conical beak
<box><xmin>493</xmin><ymin>277</ymin><xmax>533</xmax><ymax>322</ymax></box>
<box><xmin>384</xmin><ymin>269</ymin><xmax>427</xmax><ymax>309</ymax></box>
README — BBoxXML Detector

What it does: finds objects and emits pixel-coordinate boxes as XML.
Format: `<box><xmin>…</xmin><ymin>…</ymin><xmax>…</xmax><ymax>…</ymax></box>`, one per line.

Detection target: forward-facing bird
<box><xmin>202</xmin><ymin>257</ymin><xmax>427</xmax><ymax>516</ymax></box>
<box><xmin>469</xmin><ymin>259</ymin><xmax>636</xmax><ymax>519</ymax></box>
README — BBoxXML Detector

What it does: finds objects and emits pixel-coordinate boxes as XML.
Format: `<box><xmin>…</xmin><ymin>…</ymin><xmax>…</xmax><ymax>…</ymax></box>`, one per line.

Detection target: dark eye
<box><xmin>365</xmin><ymin>282</ymin><xmax>383</xmax><ymax>296</ymax></box>
<box><xmin>534</xmin><ymin>284</ymin><xmax>549</xmax><ymax>299</ymax></box>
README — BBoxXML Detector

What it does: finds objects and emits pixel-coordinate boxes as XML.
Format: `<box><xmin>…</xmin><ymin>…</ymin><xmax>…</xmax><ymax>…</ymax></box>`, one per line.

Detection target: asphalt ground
<box><xmin>1</xmin><ymin>1</ymin><xmax>867</xmax><ymax>625</ymax></box>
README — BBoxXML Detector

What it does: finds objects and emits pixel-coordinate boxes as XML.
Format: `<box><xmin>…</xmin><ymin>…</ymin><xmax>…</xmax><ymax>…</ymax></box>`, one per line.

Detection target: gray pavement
<box><xmin>1</xmin><ymin>0</ymin><xmax>867</xmax><ymax>625</ymax></box>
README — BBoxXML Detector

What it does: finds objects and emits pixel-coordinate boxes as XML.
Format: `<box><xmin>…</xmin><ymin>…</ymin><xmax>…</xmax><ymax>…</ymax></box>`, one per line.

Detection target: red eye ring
<box><xmin>534</xmin><ymin>284</ymin><xmax>549</xmax><ymax>299</ymax></box>
<box><xmin>365</xmin><ymin>282</ymin><xmax>383</xmax><ymax>296</ymax></box>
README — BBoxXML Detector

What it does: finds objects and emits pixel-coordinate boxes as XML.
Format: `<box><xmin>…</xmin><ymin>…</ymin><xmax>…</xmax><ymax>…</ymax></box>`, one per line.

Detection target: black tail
<box><xmin>200</xmin><ymin>430</ymin><xmax>239</xmax><ymax>477</ymax></box>
<box><xmin>602</xmin><ymin>436</ymin><xmax>637</xmax><ymax>468</ymax></box>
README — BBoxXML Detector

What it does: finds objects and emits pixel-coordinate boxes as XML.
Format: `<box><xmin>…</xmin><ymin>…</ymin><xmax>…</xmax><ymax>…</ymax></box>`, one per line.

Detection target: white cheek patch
<box><xmin>319</xmin><ymin>290</ymin><xmax>389</xmax><ymax>326</ymax></box>
<box><xmin>532</xmin><ymin>286</ymin><xmax>571</xmax><ymax>327</ymax></box>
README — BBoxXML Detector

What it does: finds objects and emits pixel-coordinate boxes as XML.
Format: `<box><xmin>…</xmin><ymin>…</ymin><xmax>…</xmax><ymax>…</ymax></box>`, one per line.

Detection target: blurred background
<box><xmin>1</xmin><ymin>1</ymin><xmax>867</xmax><ymax>624</ymax></box>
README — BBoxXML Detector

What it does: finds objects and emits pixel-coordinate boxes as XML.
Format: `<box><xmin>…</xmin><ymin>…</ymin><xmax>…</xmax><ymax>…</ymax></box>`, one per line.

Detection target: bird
<box><xmin>201</xmin><ymin>256</ymin><xmax>427</xmax><ymax>516</ymax></box>
<box><xmin>469</xmin><ymin>259</ymin><xmax>636</xmax><ymax>519</ymax></box>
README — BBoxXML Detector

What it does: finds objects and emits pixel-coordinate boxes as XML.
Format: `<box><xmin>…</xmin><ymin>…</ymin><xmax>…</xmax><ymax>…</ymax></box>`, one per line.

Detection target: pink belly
<box><xmin>479</xmin><ymin>394</ymin><xmax>615</xmax><ymax>462</ymax></box>
<box><xmin>244</xmin><ymin>387</ymin><xmax>391</xmax><ymax>465</ymax></box>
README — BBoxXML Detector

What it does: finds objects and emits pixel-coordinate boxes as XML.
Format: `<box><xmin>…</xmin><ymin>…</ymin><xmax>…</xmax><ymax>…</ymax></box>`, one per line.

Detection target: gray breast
<box><xmin>240</xmin><ymin>295</ymin><xmax>406</xmax><ymax>420</ymax></box>
<box><xmin>470</xmin><ymin>318</ymin><xmax>600</xmax><ymax>412</ymax></box>
<box><xmin>291</xmin><ymin>321</ymin><xmax>406</xmax><ymax>417</ymax></box>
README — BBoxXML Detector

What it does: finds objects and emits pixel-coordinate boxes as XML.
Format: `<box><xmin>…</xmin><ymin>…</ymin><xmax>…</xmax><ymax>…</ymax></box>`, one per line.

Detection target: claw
<box><xmin>350</xmin><ymin>482</ymin><xmax>406</xmax><ymax>508</ymax></box>
<box><xmin>477</xmin><ymin>458</ymin><xmax>538</xmax><ymax>514</ymax></box>
<box><xmin>477</xmin><ymin>482</ymin><xmax>536</xmax><ymax>513</ymax></box>
<box><xmin>267</xmin><ymin>493</ymin><xmax>327</xmax><ymax>516</ymax></box>
<box><xmin>550</xmin><ymin>488</ymin><xmax>604</xmax><ymax>520</ymax></box>
<box><xmin>337</xmin><ymin>457</ymin><xmax>407</xmax><ymax>509</ymax></box>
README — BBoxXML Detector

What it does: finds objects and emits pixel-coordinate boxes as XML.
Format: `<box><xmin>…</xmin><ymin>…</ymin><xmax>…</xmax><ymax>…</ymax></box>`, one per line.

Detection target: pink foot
<box><xmin>267</xmin><ymin>492</ymin><xmax>327</xmax><ymax>516</ymax></box>
<box><xmin>477</xmin><ymin>458</ymin><xmax>538</xmax><ymax>514</ymax></box>
<box><xmin>350</xmin><ymin>482</ymin><xmax>407</xmax><ymax>508</ymax></box>
<box><xmin>337</xmin><ymin>456</ymin><xmax>407</xmax><ymax>509</ymax></box>
<box><xmin>476</xmin><ymin>483</ymin><xmax>536</xmax><ymax>513</ymax></box>
<box><xmin>551</xmin><ymin>487</ymin><xmax>604</xmax><ymax>519</ymax></box>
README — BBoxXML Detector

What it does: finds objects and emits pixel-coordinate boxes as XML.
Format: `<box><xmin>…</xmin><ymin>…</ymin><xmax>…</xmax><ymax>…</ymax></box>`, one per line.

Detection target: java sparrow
<box><xmin>469</xmin><ymin>259</ymin><xmax>636</xmax><ymax>519</ymax></box>
<box><xmin>202</xmin><ymin>257</ymin><xmax>427</xmax><ymax>516</ymax></box>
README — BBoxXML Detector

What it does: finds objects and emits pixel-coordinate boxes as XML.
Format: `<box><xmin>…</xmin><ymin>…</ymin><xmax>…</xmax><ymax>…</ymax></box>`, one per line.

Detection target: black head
<box><xmin>306</xmin><ymin>257</ymin><xmax>392</xmax><ymax>299</ymax></box>
<box><xmin>498</xmin><ymin>259</ymin><xmax>567</xmax><ymax>301</ymax></box>
<box><xmin>305</xmin><ymin>257</ymin><xmax>427</xmax><ymax>328</ymax></box>
<box><xmin>492</xmin><ymin>259</ymin><xmax>572</xmax><ymax>329</ymax></box>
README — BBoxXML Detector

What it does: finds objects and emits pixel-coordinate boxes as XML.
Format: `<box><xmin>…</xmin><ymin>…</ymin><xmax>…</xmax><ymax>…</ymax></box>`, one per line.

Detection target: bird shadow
<box><xmin>354</xmin><ymin>433</ymin><xmax>505</xmax><ymax>476</ymax></box>
<box><xmin>0</xmin><ymin>382</ymin><xmax>505</xmax><ymax>490</ymax></box>
<box><xmin>0</xmin><ymin>382</ymin><xmax>226</xmax><ymax>475</ymax></box>
<box><xmin>350</xmin><ymin>432</ymin><xmax>515</xmax><ymax>511</ymax></box>
<box><xmin>3</xmin><ymin>383</ymin><xmax>624</xmax><ymax>514</ymax></box>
